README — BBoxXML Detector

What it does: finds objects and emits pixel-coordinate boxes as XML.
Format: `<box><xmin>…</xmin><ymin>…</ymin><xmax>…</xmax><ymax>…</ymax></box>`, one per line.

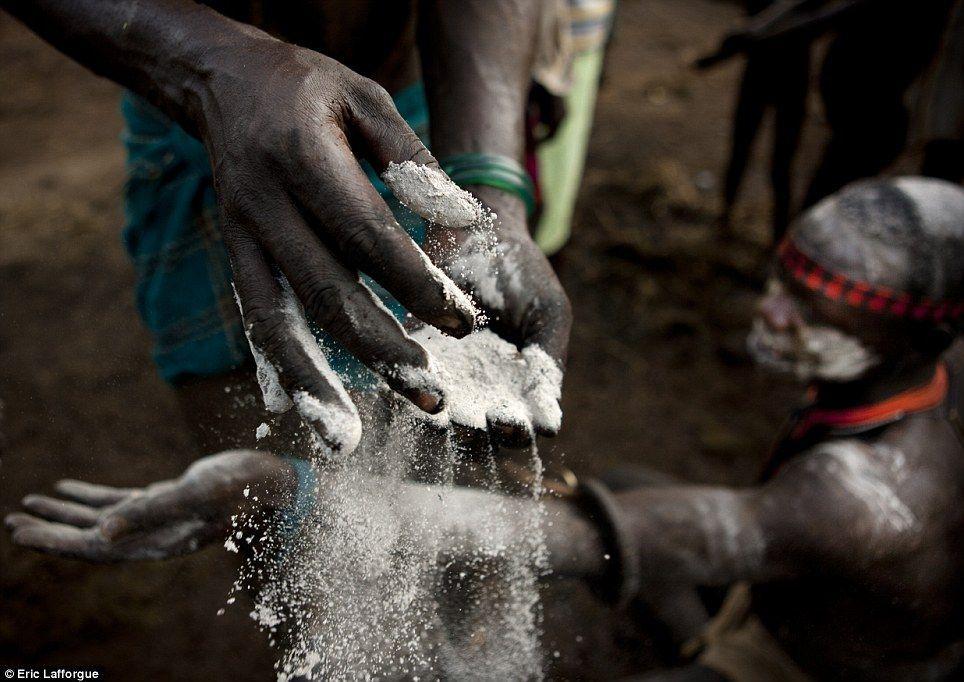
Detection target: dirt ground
<box><xmin>1</xmin><ymin>1</ymin><xmax>826</xmax><ymax>678</ymax></box>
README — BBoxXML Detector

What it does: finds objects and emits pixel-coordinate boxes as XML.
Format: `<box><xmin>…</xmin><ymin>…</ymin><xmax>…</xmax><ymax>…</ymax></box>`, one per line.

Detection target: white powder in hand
<box><xmin>382</xmin><ymin>161</ymin><xmax>482</xmax><ymax>228</ymax></box>
<box><xmin>403</xmin><ymin>327</ymin><xmax>563</xmax><ymax>435</ymax></box>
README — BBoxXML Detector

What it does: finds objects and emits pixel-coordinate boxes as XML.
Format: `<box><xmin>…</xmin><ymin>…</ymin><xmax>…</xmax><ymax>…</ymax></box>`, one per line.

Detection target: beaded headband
<box><xmin>778</xmin><ymin>238</ymin><xmax>964</xmax><ymax>323</ymax></box>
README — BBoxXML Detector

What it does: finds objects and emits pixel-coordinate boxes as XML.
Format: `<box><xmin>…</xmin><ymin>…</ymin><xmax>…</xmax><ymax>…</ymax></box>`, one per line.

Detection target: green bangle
<box><xmin>440</xmin><ymin>152</ymin><xmax>537</xmax><ymax>217</ymax></box>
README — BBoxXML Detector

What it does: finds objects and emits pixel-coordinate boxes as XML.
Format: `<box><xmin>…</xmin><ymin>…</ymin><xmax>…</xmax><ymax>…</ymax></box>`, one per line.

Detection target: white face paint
<box><xmin>747</xmin><ymin>280</ymin><xmax>880</xmax><ymax>382</ymax></box>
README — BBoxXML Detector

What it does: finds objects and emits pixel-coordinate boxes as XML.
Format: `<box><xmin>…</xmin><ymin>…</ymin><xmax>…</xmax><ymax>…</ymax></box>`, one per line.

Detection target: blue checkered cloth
<box><xmin>120</xmin><ymin>83</ymin><xmax>430</xmax><ymax>385</ymax></box>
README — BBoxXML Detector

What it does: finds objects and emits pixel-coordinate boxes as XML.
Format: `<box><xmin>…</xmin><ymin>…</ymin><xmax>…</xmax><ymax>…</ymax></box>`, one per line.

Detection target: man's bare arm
<box><xmin>4</xmin><ymin>0</ymin><xmax>246</xmax><ymax>131</ymax></box>
<box><xmin>5</xmin><ymin>448</ymin><xmax>608</xmax><ymax>577</ymax></box>
<box><xmin>609</xmin><ymin>443</ymin><xmax>917</xmax><ymax>590</ymax></box>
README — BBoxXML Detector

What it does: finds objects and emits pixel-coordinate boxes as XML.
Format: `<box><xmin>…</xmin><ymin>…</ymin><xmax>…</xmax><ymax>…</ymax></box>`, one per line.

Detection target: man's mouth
<box><xmin>746</xmin><ymin>318</ymin><xmax>879</xmax><ymax>381</ymax></box>
<box><xmin>746</xmin><ymin>321</ymin><xmax>798</xmax><ymax>373</ymax></box>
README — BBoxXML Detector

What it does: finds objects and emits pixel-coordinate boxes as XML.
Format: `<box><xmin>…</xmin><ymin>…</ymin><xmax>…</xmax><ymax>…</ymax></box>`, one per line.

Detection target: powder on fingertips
<box><xmin>382</xmin><ymin>161</ymin><xmax>483</xmax><ymax>228</ymax></box>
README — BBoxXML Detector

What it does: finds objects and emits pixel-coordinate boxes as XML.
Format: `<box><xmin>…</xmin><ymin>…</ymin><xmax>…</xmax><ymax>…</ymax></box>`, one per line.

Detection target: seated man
<box><xmin>7</xmin><ymin>177</ymin><xmax>964</xmax><ymax>680</ymax></box>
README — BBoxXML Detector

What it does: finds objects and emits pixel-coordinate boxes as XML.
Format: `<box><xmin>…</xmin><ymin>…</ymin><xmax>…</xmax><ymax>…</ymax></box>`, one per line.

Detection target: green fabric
<box><xmin>534</xmin><ymin>48</ymin><xmax>606</xmax><ymax>255</ymax></box>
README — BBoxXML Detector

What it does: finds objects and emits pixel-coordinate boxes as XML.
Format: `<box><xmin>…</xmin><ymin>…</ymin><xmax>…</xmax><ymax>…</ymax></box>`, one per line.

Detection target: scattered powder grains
<box><xmin>226</xmin><ymin>165</ymin><xmax>561</xmax><ymax>677</ymax></box>
<box><xmin>226</xmin><ymin>332</ymin><xmax>558</xmax><ymax>680</ymax></box>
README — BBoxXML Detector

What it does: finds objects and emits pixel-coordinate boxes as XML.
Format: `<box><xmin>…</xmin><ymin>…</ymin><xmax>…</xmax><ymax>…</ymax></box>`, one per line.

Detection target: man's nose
<box><xmin>758</xmin><ymin>293</ymin><xmax>800</xmax><ymax>332</ymax></box>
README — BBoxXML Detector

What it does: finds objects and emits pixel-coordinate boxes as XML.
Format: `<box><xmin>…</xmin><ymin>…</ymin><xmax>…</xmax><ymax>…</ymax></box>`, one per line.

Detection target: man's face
<box><xmin>747</xmin><ymin>278</ymin><xmax>880</xmax><ymax>382</ymax></box>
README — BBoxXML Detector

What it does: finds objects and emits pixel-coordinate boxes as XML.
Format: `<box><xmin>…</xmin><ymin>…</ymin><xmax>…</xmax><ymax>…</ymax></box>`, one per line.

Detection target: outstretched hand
<box><xmin>5</xmin><ymin>451</ymin><xmax>293</xmax><ymax>563</ymax></box>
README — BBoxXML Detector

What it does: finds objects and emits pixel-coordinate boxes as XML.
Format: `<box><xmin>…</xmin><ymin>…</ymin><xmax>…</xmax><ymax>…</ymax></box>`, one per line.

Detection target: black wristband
<box><xmin>577</xmin><ymin>478</ymin><xmax>641</xmax><ymax>608</ymax></box>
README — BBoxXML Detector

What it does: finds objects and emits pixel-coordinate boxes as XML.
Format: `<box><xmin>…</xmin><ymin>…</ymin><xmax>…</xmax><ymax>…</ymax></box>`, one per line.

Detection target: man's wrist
<box><xmin>466</xmin><ymin>184</ymin><xmax>530</xmax><ymax>233</ymax></box>
<box><xmin>159</xmin><ymin>16</ymin><xmax>280</xmax><ymax>138</ymax></box>
<box><xmin>440</xmin><ymin>153</ymin><xmax>536</xmax><ymax>220</ymax></box>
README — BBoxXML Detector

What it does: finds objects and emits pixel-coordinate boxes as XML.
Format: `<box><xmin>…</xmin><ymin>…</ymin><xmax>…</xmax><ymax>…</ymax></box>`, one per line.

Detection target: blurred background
<box><xmin>0</xmin><ymin>0</ymin><xmax>952</xmax><ymax>677</ymax></box>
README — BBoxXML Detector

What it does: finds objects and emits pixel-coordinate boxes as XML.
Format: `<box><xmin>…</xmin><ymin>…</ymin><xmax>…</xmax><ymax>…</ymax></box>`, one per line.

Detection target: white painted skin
<box><xmin>746</xmin><ymin>279</ymin><xmax>880</xmax><ymax>382</ymax></box>
<box><xmin>805</xmin><ymin>441</ymin><xmax>919</xmax><ymax>536</ymax></box>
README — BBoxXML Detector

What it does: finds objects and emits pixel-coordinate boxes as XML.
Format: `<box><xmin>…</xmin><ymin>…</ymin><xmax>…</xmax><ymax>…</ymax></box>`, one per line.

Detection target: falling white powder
<box><xmin>382</xmin><ymin>161</ymin><xmax>483</xmax><ymax>228</ymax></box>
<box><xmin>402</xmin><ymin>327</ymin><xmax>563</xmax><ymax>436</ymax></box>
<box><xmin>449</xmin><ymin>248</ymin><xmax>505</xmax><ymax>310</ymax></box>
<box><xmin>227</xmin><ymin>375</ymin><xmax>551</xmax><ymax>679</ymax></box>
<box><xmin>255</xmin><ymin>423</ymin><xmax>271</xmax><ymax>440</ymax></box>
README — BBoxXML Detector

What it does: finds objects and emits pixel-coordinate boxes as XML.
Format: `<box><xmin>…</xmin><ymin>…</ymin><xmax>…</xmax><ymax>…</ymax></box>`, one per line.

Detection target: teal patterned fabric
<box><xmin>120</xmin><ymin>83</ymin><xmax>430</xmax><ymax>385</ymax></box>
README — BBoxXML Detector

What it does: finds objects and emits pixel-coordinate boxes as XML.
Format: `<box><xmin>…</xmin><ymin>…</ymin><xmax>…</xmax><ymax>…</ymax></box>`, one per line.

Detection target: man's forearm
<box><xmin>615</xmin><ymin>486</ymin><xmax>777</xmax><ymax>588</ymax></box>
<box><xmin>418</xmin><ymin>0</ymin><xmax>541</xmax><ymax>163</ymax></box>
<box><xmin>2</xmin><ymin>0</ymin><xmax>265</xmax><ymax>135</ymax></box>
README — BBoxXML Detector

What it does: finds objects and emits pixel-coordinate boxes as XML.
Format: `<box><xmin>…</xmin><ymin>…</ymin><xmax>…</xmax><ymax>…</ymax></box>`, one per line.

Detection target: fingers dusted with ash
<box><xmin>223</xmin><ymin>181</ymin><xmax>478</xmax><ymax>452</ymax></box>
<box><xmin>20</xmin><ymin>495</ymin><xmax>101</xmax><ymax>527</ymax></box>
<box><xmin>5</xmin><ymin>480</ymin><xmax>123</xmax><ymax>561</ymax></box>
<box><xmin>382</xmin><ymin>161</ymin><xmax>483</xmax><ymax>229</ymax></box>
<box><xmin>228</xmin><ymin>235</ymin><xmax>422</xmax><ymax>453</ymax></box>
<box><xmin>6</xmin><ymin>517</ymin><xmax>107</xmax><ymax>561</ymax></box>
<box><xmin>53</xmin><ymin>479</ymin><xmax>136</xmax><ymax>506</ymax></box>
<box><xmin>6</xmin><ymin>479</ymin><xmax>212</xmax><ymax>563</ymax></box>
<box><xmin>227</xmin><ymin>230</ymin><xmax>361</xmax><ymax>453</ymax></box>
<box><xmin>282</xmin><ymin>142</ymin><xmax>478</xmax><ymax>337</ymax></box>
<box><xmin>212</xmin><ymin>80</ymin><xmax>490</xmax><ymax>449</ymax></box>
<box><xmin>346</xmin><ymin>82</ymin><xmax>483</xmax><ymax>230</ymax></box>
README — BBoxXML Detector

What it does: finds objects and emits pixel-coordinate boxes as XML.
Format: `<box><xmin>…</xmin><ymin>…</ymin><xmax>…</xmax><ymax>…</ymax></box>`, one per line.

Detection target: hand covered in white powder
<box><xmin>423</xmin><ymin>186</ymin><xmax>571</xmax><ymax>445</ymax></box>
<box><xmin>5</xmin><ymin>451</ymin><xmax>293</xmax><ymax>562</ymax></box>
<box><xmin>215</xmin><ymin>50</ymin><xmax>484</xmax><ymax>454</ymax></box>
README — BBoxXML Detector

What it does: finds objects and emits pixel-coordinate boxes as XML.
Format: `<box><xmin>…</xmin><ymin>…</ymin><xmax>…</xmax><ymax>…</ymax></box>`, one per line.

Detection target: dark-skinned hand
<box><xmin>196</xmin><ymin>37</ymin><xmax>481</xmax><ymax>453</ymax></box>
<box><xmin>4</xmin><ymin>451</ymin><xmax>293</xmax><ymax>562</ymax></box>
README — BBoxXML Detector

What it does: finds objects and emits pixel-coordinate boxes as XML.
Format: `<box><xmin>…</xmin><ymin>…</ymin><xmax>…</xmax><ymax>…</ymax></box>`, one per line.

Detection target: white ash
<box><xmin>402</xmin><ymin>327</ymin><xmax>563</xmax><ymax>435</ymax></box>
<box><xmin>255</xmin><ymin>422</ymin><xmax>271</xmax><ymax>440</ymax></box>
<box><xmin>382</xmin><ymin>160</ymin><xmax>483</xmax><ymax>228</ymax></box>
<box><xmin>449</xmin><ymin>248</ymin><xmax>505</xmax><ymax>310</ymax></box>
<box><xmin>228</xmin><ymin>395</ymin><xmax>549</xmax><ymax>680</ymax></box>
<box><xmin>414</xmin><ymin>247</ymin><xmax>480</xmax><ymax>324</ymax></box>
<box><xmin>233</xmin><ymin>285</ymin><xmax>293</xmax><ymax>414</ymax></box>
<box><xmin>279</xmin><ymin>282</ymin><xmax>363</xmax><ymax>455</ymax></box>
<box><xmin>439</xmin><ymin>230</ymin><xmax>514</xmax><ymax>319</ymax></box>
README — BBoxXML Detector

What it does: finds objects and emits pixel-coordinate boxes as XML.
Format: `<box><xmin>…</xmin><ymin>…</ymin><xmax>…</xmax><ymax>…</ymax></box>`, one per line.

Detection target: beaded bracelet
<box><xmin>440</xmin><ymin>152</ymin><xmax>537</xmax><ymax>217</ymax></box>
